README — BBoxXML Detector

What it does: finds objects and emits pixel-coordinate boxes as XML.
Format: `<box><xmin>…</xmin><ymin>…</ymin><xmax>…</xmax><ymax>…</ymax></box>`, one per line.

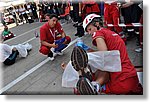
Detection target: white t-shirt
<box><xmin>27</xmin><ymin>5</ymin><xmax>31</xmax><ymax>9</ymax></box>
<box><xmin>16</xmin><ymin>9</ymin><xmax>21</xmax><ymax>15</ymax></box>
<box><xmin>11</xmin><ymin>9</ymin><xmax>16</xmax><ymax>15</ymax></box>
<box><xmin>27</xmin><ymin>5</ymin><xmax>32</xmax><ymax>12</ymax></box>
<box><xmin>20</xmin><ymin>8</ymin><xmax>26</xmax><ymax>14</ymax></box>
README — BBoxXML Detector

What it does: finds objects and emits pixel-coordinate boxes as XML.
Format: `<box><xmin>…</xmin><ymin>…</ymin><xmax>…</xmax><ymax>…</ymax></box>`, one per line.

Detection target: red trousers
<box><xmin>39</xmin><ymin>36</ymin><xmax>71</xmax><ymax>55</ymax></box>
<box><xmin>103</xmin><ymin>76</ymin><xmax>143</xmax><ymax>95</ymax></box>
<box><xmin>104</xmin><ymin>3</ymin><xmax>122</xmax><ymax>33</ymax></box>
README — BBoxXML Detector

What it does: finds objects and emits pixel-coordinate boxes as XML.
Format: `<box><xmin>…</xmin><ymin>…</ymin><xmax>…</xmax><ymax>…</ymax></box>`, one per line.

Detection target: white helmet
<box><xmin>83</xmin><ymin>14</ymin><xmax>101</xmax><ymax>32</ymax></box>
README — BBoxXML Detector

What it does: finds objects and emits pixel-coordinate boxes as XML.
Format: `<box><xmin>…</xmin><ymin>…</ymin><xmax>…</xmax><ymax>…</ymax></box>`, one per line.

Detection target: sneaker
<box><xmin>73</xmin><ymin>22</ymin><xmax>78</xmax><ymax>27</ymax></box>
<box><xmin>13</xmin><ymin>34</ymin><xmax>16</xmax><ymax>37</ymax></box>
<box><xmin>71</xmin><ymin>46</ymin><xmax>88</xmax><ymax>71</ymax></box>
<box><xmin>91</xmin><ymin>81</ymin><xmax>102</xmax><ymax>92</ymax></box>
<box><xmin>56</xmin><ymin>51</ymin><xmax>63</xmax><ymax>56</ymax></box>
<box><xmin>75</xmin><ymin>33</ymin><xmax>79</xmax><ymax>36</ymax></box>
<box><xmin>51</xmin><ymin>48</ymin><xmax>57</xmax><ymax>57</ymax></box>
<box><xmin>82</xmin><ymin>66</ymin><xmax>93</xmax><ymax>82</ymax></box>
<box><xmin>135</xmin><ymin>47</ymin><xmax>142</xmax><ymax>53</ymax></box>
<box><xmin>48</xmin><ymin>52</ymin><xmax>55</xmax><ymax>61</ymax></box>
<box><xmin>76</xmin><ymin>76</ymin><xmax>98</xmax><ymax>95</ymax></box>
<box><xmin>119</xmin><ymin>31</ymin><xmax>126</xmax><ymax>38</ymax></box>
<box><xmin>71</xmin><ymin>46</ymin><xmax>92</xmax><ymax>81</ymax></box>
<box><xmin>48</xmin><ymin>56</ymin><xmax>54</xmax><ymax>61</ymax></box>
<box><xmin>73</xmin><ymin>23</ymin><xmax>78</xmax><ymax>27</ymax></box>
<box><xmin>24</xmin><ymin>43</ymin><xmax>32</xmax><ymax>51</ymax></box>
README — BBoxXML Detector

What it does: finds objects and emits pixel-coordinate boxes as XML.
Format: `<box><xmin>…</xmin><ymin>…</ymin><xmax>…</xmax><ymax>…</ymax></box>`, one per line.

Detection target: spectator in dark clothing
<box><xmin>10</xmin><ymin>7</ymin><xmax>19</xmax><ymax>26</ymax></box>
<box><xmin>121</xmin><ymin>1</ymin><xmax>143</xmax><ymax>45</ymax></box>
<box><xmin>20</xmin><ymin>5</ymin><xmax>29</xmax><ymax>23</ymax></box>
<box><xmin>38</xmin><ymin>3</ymin><xmax>46</xmax><ymax>22</ymax></box>
<box><xmin>31</xmin><ymin>2</ymin><xmax>38</xmax><ymax>21</ymax></box>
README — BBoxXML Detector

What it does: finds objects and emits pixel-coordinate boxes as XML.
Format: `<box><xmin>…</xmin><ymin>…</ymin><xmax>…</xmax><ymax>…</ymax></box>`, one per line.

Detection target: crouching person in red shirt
<box><xmin>75</xmin><ymin>13</ymin><xmax>142</xmax><ymax>95</ymax></box>
<box><xmin>39</xmin><ymin>14</ymin><xmax>71</xmax><ymax>61</ymax></box>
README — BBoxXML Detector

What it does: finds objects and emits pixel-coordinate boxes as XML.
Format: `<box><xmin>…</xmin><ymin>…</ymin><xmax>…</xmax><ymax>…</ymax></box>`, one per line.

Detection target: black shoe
<box><xmin>73</xmin><ymin>23</ymin><xmax>78</xmax><ymax>27</ymax></box>
<box><xmin>76</xmin><ymin>76</ymin><xmax>98</xmax><ymax>95</ymax></box>
<box><xmin>76</xmin><ymin>26</ymin><xmax>85</xmax><ymax>37</ymax></box>
<box><xmin>75</xmin><ymin>33</ymin><xmax>79</xmax><ymax>36</ymax></box>
<box><xmin>78</xmin><ymin>34</ymin><xmax>84</xmax><ymax>37</ymax></box>
<box><xmin>48</xmin><ymin>52</ymin><xmax>54</xmax><ymax>61</ymax></box>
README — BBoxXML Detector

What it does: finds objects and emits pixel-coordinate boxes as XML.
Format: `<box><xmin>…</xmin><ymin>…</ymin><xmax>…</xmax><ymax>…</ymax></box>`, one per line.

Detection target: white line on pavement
<box><xmin>0</xmin><ymin>38</ymin><xmax>79</xmax><ymax>94</ymax></box>
<box><xmin>62</xmin><ymin>37</ymin><xmax>79</xmax><ymax>51</ymax></box>
<box><xmin>22</xmin><ymin>37</ymin><xmax>37</xmax><ymax>45</ymax></box>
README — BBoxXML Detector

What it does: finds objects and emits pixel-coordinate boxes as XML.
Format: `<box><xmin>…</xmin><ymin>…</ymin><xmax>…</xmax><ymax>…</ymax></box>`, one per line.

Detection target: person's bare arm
<box><xmin>95</xmin><ymin>70</ymin><xmax>110</xmax><ymax>86</ymax></box>
<box><xmin>79</xmin><ymin>2</ymin><xmax>82</xmax><ymax>16</ymax></box>
<box><xmin>95</xmin><ymin>38</ymin><xmax>108</xmax><ymax>51</ymax></box>
<box><xmin>61</xmin><ymin>62</ymin><xmax>67</xmax><ymax>70</ymax></box>
<box><xmin>61</xmin><ymin>32</ymin><xmax>66</xmax><ymax>38</ymax></box>
<box><xmin>95</xmin><ymin>37</ymin><xmax>110</xmax><ymax>85</ymax></box>
<box><xmin>61</xmin><ymin>31</ymin><xmax>70</xmax><ymax>45</ymax></box>
<box><xmin>82</xmin><ymin>4</ymin><xmax>85</xmax><ymax>12</ymax></box>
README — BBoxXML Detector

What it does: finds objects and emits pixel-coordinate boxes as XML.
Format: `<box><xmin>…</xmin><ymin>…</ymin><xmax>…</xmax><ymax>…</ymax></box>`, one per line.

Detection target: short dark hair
<box><xmin>45</xmin><ymin>13</ymin><xmax>58</xmax><ymax>19</ymax></box>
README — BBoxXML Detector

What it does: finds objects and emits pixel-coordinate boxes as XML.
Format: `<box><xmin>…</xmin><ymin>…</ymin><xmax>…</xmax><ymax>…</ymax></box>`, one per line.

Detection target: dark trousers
<box><xmin>121</xmin><ymin>3</ymin><xmax>143</xmax><ymax>43</ymax></box>
<box><xmin>121</xmin><ymin>4</ymin><xmax>143</xmax><ymax>32</ymax></box>
<box><xmin>3</xmin><ymin>50</ymin><xmax>19</xmax><ymax>65</ymax></box>
<box><xmin>71</xmin><ymin>3</ymin><xmax>82</xmax><ymax>23</ymax></box>
<box><xmin>23</xmin><ymin>13</ymin><xmax>29</xmax><ymax>23</ymax></box>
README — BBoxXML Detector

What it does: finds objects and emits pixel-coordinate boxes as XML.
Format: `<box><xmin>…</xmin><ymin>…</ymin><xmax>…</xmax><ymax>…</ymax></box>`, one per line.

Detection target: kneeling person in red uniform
<box><xmin>39</xmin><ymin>14</ymin><xmax>71</xmax><ymax>60</ymax></box>
<box><xmin>75</xmin><ymin>13</ymin><xmax>142</xmax><ymax>95</ymax></box>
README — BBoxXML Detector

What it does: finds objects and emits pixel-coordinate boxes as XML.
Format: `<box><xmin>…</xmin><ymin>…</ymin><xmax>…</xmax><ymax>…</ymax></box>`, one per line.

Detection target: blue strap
<box><xmin>101</xmin><ymin>84</ymin><xmax>106</xmax><ymax>91</ymax></box>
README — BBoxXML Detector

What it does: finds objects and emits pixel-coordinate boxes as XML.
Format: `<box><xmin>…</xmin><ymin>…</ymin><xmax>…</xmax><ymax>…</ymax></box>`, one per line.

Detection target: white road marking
<box><xmin>22</xmin><ymin>37</ymin><xmax>37</xmax><ymax>45</ymax></box>
<box><xmin>62</xmin><ymin>38</ymin><xmax>79</xmax><ymax>51</ymax></box>
<box><xmin>0</xmin><ymin>38</ymin><xmax>78</xmax><ymax>94</ymax></box>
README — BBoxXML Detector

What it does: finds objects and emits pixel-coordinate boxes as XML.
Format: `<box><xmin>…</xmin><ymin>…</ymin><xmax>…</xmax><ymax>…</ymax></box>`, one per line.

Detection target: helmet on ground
<box><xmin>83</xmin><ymin>14</ymin><xmax>101</xmax><ymax>32</ymax></box>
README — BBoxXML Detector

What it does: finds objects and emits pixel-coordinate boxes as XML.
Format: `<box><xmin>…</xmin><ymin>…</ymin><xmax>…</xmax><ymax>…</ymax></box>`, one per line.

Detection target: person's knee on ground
<box><xmin>39</xmin><ymin>45</ymin><xmax>56</xmax><ymax>60</ymax></box>
<box><xmin>39</xmin><ymin>46</ymin><xmax>51</xmax><ymax>55</ymax></box>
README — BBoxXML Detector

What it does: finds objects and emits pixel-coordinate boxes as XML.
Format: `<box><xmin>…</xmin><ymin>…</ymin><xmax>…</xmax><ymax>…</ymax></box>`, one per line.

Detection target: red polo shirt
<box><xmin>40</xmin><ymin>22</ymin><xmax>64</xmax><ymax>44</ymax></box>
<box><xmin>82</xmin><ymin>0</ymin><xmax>100</xmax><ymax>14</ymax></box>
<box><xmin>92</xmin><ymin>28</ymin><xmax>141</xmax><ymax>94</ymax></box>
